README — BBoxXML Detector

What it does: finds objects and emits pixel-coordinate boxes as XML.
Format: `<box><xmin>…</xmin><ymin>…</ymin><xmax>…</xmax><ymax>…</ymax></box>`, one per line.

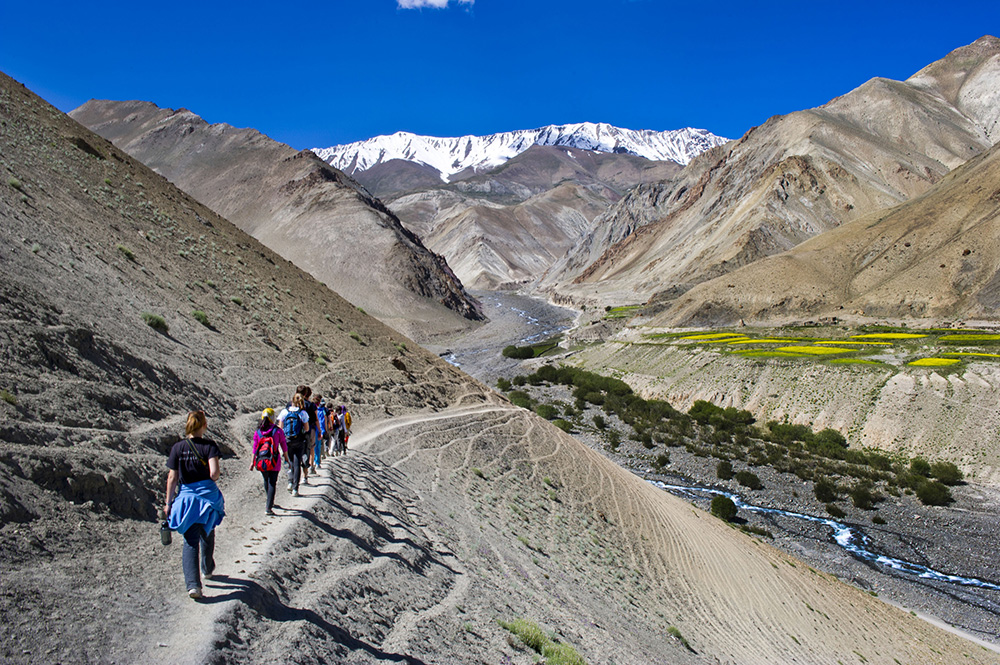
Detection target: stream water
<box><xmin>654</xmin><ymin>481</ymin><xmax>1000</xmax><ymax>592</ymax></box>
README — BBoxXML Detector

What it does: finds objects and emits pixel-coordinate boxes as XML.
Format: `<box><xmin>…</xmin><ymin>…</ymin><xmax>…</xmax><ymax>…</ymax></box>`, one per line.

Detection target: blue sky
<box><xmin>2</xmin><ymin>1</ymin><xmax>997</xmax><ymax>148</ymax></box>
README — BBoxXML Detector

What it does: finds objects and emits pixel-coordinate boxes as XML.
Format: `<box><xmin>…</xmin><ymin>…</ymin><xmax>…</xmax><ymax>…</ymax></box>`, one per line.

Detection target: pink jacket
<box><xmin>252</xmin><ymin>424</ymin><xmax>288</xmax><ymax>471</ymax></box>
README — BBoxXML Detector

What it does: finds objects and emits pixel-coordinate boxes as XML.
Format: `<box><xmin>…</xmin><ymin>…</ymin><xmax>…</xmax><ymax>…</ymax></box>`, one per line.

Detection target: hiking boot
<box><xmin>287</xmin><ymin>482</ymin><xmax>293</xmax><ymax>492</ymax></box>
<box><xmin>292</xmin><ymin>489</ymin><xmax>299</xmax><ymax>497</ymax></box>
<box><xmin>188</xmin><ymin>587</ymin><xmax>202</xmax><ymax>600</ymax></box>
<box><xmin>265</xmin><ymin>509</ymin><xmax>275</xmax><ymax>516</ymax></box>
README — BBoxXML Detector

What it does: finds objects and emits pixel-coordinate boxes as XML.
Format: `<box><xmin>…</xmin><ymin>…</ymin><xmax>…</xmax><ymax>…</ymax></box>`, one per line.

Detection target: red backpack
<box><xmin>254</xmin><ymin>431</ymin><xmax>280</xmax><ymax>472</ymax></box>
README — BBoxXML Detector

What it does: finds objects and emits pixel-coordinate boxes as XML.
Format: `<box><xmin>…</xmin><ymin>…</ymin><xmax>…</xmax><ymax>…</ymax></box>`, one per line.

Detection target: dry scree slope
<box><xmin>69</xmin><ymin>99</ymin><xmax>483</xmax><ymax>343</ymax></box>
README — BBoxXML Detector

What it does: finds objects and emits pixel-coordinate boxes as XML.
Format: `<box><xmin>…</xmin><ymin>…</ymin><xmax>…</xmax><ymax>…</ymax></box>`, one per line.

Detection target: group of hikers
<box><xmin>162</xmin><ymin>385</ymin><xmax>352</xmax><ymax>599</ymax></box>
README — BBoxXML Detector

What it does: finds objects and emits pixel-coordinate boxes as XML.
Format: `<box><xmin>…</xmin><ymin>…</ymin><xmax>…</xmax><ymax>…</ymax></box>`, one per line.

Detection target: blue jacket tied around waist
<box><xmin>169</xmin><ymin>479</ymin><xmax>225</xmax><ymax>534</ymax></box>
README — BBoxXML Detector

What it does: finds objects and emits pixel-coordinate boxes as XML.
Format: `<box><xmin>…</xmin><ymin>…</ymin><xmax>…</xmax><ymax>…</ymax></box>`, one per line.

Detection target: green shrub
<box><xmin>508</xmin><ymin>390</ymin><xmax>534</xmax><ymax>409</ymax></box>
<box><xmin>607</xmin><ymin>429</ymin><xmax>621</xmax><ymax>450</ymax></box>
<box><xmin>496</xmin><ymin>377</ymin><xmax>511</xmax><ymax>391</ymax></box>
<box><xmin>735</xmin><ymin>470</ymin><xmax>762</xmax><ymax>490</ymax></box>
<box><xmin>849</xmin><ymin>484</ymin><xmax>877</xmax><ymax>510</ymax></box>
<box><xmin>814</xmin><ymin>477</ymin><xmax>838</xmax><ymax>503</ymax></box>
<box><xmin>535</xmin><ymin>404</ymin><xmax>558</xmax><ymax>420</ymax></box>
<box><xmin>653</xmin><ymin>453</ymin><xmax>670</xmax><ymax>470</ymax></box>
<box><xmin>825</xmin><ymin>503</ymin><xmax>846</xmax><ymax>518</ymax></box>
<box><xmin>711</xmin><ymin>495</ymin><xmax>738</xmax><ymax>521</ymax></box>
<box><xmin>117</xmin><ymin>244</ymin><xmax>136</xmax><ymax>261</ymax></box>
<box><xmin>716</xmin><ymin>460</ymin><xmax>734</xmax><ymax>480</ymax></box>
<box><xmin>502</xmin><ymin>345</ymin><xmax>535</xmax><ymax>359</ymax></box>
<box><xmin>910</xmin><ymin>458</ymin><xmax>931</xmax><ymax>476</ymax></box>
<box><xmin>191</xmin><ymin>310</ymin><xmax>210</xmax><ymax>327</ymax></box>
<box><xmin>916</xmin><ymin>480</ymin><xmax>953</xmax><ymax>506</ymax></box>
<box><xmin>349</xmin><ymin>331</ymin><xmax>363</xmax><ymax>344</ymax></box>
<box><xmin>930</xmin><ymin>461</ymin><xmax>963</xmax><ymax>485</ymax></box>
<box><xmin>512</xmin><ymin>375</ymin><xmax>526</xmax><ymax>387</ymax></box>
<box><xmin>229</xmin><ymin>296</ymin><xmax>243</xmax><ymax>306</ymax></box>
<box><xmin>872</xmin><ymin>515</ymin><xmax>886</xmax><ymax>525</ymax></box>
<box><xmin>593</xmin><ymin>414</ymin><xmax>606</xmax><ymax>430</ymax></box>
<box><xmin>552</xmin><ymin>419</ymin><xmax>573</xmax><ymax>432</ymax></box>
<box><xmin>472</xmin><ymin>467</ymin><xmax>485</xmax><ymax>479</ymax></box>
<box><xmin>141</xmin><ymin>312</ymin><xmax>169</xmax><ymax>333</ymax></box>
<box><xmin>8</xmin><ymin>177</ymin><xmax>23</xmax><ymax>191</ymax></box>
<box><xmin>0</xmin><ymin>389</ymin><xmax>17</xmax><ymax>406</ymax></box>
<box><xmin>814</xmin><ymin>428</ymin><xmax>847</xmax><ymax>448</ymax></box>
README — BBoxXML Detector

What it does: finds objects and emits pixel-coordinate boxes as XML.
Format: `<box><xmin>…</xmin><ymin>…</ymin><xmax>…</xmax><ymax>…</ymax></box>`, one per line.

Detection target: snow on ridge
<box><xmin>313</xmin><ymin>122</ymin><xmax>728</xmax><ymax>182</ymax></box>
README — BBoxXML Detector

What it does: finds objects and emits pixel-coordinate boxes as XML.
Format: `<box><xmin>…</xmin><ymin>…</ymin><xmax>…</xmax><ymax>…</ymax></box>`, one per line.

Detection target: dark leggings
<box><xmin>286</xmin><ymin>444</ymin><xmax>306</xmax><ymax>490</ymax></box>
<box><xmin>182</xmin><ymin>523</ymin><xmax>215</xmax><ymax>591</ymax></box>
<box><xmin>260</xmin><ymin>470</ymin><xmax>278</xmax><ymax>511</ymax></box>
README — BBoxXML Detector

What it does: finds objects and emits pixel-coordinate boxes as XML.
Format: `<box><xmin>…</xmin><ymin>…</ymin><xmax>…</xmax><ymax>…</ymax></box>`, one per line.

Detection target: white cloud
<box><xmin>397</xmin><ymin>0</ymin><xmax>473</xmax><ymax>8</ymax></box>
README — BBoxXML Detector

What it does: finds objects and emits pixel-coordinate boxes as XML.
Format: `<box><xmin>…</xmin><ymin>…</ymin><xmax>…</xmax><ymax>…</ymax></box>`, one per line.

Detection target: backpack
<box><xmin>283</xmin><ymin>409</ymin><xmax>304</xmax><ymax>442</ymax></box>
<box><xmin>316</xmin><ymin>405</ymin><xmax>328</xmax><ymax>436</ymax></box>
<box><xmin>343</xmin><ymin>409</ymin><xmax>352</xmax><ymax>430</ymax></box>
<box><xmin>254</xmin><ymin>430</ymin><xmax>280</xmax><ymax>472</ymax></box>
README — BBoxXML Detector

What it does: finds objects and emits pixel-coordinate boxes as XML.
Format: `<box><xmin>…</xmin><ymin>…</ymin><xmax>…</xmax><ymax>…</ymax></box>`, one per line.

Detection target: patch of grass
<box><xmin>775</xmin><ymin>346</ymin><xmax>853</xmax><ymax>355</ymax></box>
<box><xmin>680</xmin><ymin>332</ymin><xmax>745</xmax><ymax>340</ymax></box>
<box><xmin>117</xmin><ymin>244</ymin><xmax>136</xmax><ymax>262</ymax></box>
<box><xmin>472</xmin><ymin>467</ymin><xmax>485</xmax><ymax>479</ymax></box>
<box><xmin>192</xmin><ymin>310</ymin><xmax>210</xmax><ymax>327</ymax></box>
<box><xmin>938</xmin><ymin>334</ymin><xmax>1000</xmax><ymax>342</ymax></box>
<box><xmin>851</xmin><ymin>333</ymin><xmax>927</xmax><ymax>339</ymax></box>
<box><xmin>349</xmin><ymin>331</ymin><xmax>364</xmax><ymax>345</ymax></box>
<box><xmin>8</xmin><ymin>177</ymin><xmax>23</xmax><ymax>191</ymax></box>
<box><xmin>229</xmin><ymin>296</ymin><xmax>243</xmax><ymax>306</ymax></box>
<box><xmin>908</xmin><ymin>357</ymin><xmax>961</xmax><ymax>367</ymax></box>
<box><xmin>827</xmin><ymin>358</ymin><xmax>882</xmax><ymax>365</ymax></box>
<box><xmin>1</xmin><ymin>389</ymin><xmax>17</xmax><ymax>406</ymax></box>
<box><xmin>141</xmin><ymin>312</ymin><xmax>169</xmax><ymax>333</ymax></box>
<box><xmin>667</xmin><ymin>626</ymin><xmax>694</xmax><ymax>652</ymax></box>
<box><xmin>498</xmin><ymin>618</ymin><xmax>586</xmax><ymax>665</ymax></box>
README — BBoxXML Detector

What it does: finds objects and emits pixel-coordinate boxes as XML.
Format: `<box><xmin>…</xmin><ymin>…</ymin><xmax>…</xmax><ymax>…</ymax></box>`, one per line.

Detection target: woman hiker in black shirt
<box><xmin>164</xmin><ymin>410</ymin><xmax>226</xmax><ymax>600</ymax></box>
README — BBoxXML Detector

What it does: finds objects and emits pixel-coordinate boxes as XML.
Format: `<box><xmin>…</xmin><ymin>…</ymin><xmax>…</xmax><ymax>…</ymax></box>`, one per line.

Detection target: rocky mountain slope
<box><xmin>315</xmin><ymin>122</ymin><xmax>727</xmax><ymax>184</ymax></box>
<box><xmin>2</xmin><ymin>72</ymin><xmax>992</xmax><ymax>664</ymax></box>
<box><xmin>387</xmin><ymin>146</ymin><xmax>682</xmax><ymax>288</ymax></box>
<box><xmin>542</xmin><ymin>36</ymin><xmax>1000</xmax><ymax>310</ymax></box>
<box><xmin>68</xmin><ymin>100</ymin><xmax>483</xmax><ymax>343</ymax></box>
<box><xmin>655</xmin><ymin>137</ymin><xmax>1000</xmax><ymax>326</ymax></box>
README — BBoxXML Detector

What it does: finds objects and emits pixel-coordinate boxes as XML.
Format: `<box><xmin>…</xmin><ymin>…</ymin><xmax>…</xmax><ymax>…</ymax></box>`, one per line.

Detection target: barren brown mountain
<box><xmin>68</xmin><ymin>100</ymin><xmax>483</xmax><ymax>343</ymax></box>
<box><xmin>3</xmin><ymin>74</ymin><xmax>997</xmax><ymax>664</ymax></box>
<box><xmin>385</xmin><ymin>146</ymin><xmax>681</xmax><ymax>288</ymax></box>
<box><xmin>543</xmin><ymin>36</ymin><xmax>1000</xmax><ymax>309</ymax></box>
<box><xmin>653</xmin><ymin>135</ymin><xmax>1000</xmax><ymax>326</ymax></box>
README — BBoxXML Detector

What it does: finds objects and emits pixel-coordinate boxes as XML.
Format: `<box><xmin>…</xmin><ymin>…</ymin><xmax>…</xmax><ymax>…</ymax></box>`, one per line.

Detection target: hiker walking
<box><xmin>298</xmin><ymin>385</ymin><xmax>319</xmax><ymax>485</ymax></box>
<box><xmin>278</xmin><ymin>393</ymin><xmax>310</xmax><ymax>496</ymax></box>
<box><xmin>313</xmin><ymin>394</ymin><xmax>329</xmax><ymax>470</ymax></box>
<box><xmin>331</xmin><ymin>405</ymin><xmax>350</xmax><ymax>456</ymax></box>
<box><xmin>251</xmin><ymin>408</ymin><xmax>288</xmax><ymax>515</ymax></box>
<box><xmin>164</xmin><ymin>410</ymin><xmax>225</xmax><ymax>600</ymax></box>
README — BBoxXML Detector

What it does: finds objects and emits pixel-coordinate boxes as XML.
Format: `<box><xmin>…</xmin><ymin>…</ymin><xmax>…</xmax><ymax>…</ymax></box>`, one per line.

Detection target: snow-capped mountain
<box><xmin>313</xmin><ymin>122</ymin><xmax>728</xmax><ymax>182</ymax></box>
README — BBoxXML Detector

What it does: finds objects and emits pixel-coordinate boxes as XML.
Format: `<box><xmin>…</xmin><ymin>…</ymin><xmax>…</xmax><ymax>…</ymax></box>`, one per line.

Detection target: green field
<box><xmin>640</xmin><ymin>326</ymin><xmax>1000</xmax><ymax>371</ymax></box>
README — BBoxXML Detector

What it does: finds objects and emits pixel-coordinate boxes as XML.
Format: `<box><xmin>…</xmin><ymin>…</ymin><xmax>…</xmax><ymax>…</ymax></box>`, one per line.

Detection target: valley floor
<box><xmin>427</xmin><ymin>293</ymin><xmax>1000</xmax><ymax>651</ymax></box>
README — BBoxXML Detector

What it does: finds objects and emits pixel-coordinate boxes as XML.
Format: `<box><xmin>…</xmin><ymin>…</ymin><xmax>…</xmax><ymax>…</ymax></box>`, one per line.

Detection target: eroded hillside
<box><xmin>69</xmin><ymin>99</ymin><xmax>483</xmax><ymax>342</ymax></box>
<box><xmin>543</xmin><ymin>36</ymin><xmax>1000</xmax><ymax>311</ymax></box>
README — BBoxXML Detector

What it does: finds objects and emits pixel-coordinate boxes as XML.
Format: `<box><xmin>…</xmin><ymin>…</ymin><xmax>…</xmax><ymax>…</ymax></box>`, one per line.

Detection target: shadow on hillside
<box><xmin>280</xmin><ymin>478</ymin><xmax>459</xmax><ymax>577</ymax></box>
<box><xmin>202</xmin><ymin>574</ymin><xmax>428</xmax><ymax>664</ymax></box>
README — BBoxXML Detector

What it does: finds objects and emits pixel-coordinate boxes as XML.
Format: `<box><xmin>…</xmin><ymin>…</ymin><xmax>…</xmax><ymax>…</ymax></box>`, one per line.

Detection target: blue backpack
<box><xmin>283</xmin><ymin>409</ymin><xmax>305</xmax><ymax>442</ymax></box>
<box><xmin>316</xmin><ymin>405</ymin><xmax>328</xmax><ymax>436</ymax></box>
